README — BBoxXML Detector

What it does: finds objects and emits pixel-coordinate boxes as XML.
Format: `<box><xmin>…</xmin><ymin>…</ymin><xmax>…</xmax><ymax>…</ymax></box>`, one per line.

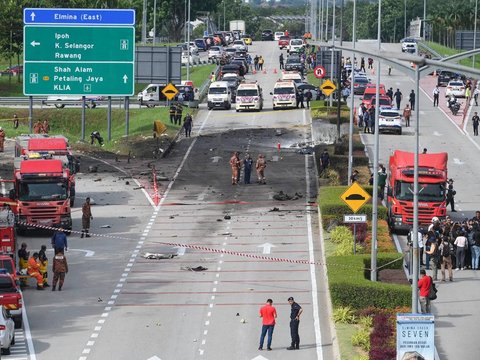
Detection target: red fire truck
<box><xmin>387</xmin><ymin>150</ymin><xmax>448</xmax><ymax>233</ymax></box>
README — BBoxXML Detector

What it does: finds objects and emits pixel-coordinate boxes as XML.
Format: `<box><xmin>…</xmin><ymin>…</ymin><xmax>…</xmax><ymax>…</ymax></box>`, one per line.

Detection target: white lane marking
<box><xmin>257</xmin><ymin>242</ymin><xmax>275</xmax><ymax>254</ymax></box>
<box><xmin>433</xmin><ymin>131</ymin><xmax>443</xmax><ymax>136</ymax></box>
<box><xmin>22</xmin><ymin>297</ymin><xmax>37</xmax><ymax>360</ymax></box>
<box><xmin>304</xmin><ymin>109</ymin><xmax>324</xmax><ymax>360</ymax></box>
<box><xmin>453</xmin><ymin>158</ymin><xmax>465</xmax><ymax>165</ymax></box>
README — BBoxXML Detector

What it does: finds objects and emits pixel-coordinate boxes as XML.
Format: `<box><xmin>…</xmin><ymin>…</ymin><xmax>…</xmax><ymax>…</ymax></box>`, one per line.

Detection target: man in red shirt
<box><xmin>258</xmin><ymin>299</ymin><xmax>277</xmax><ymax>351</ymax></box>
<box><xmin>418</xmin><ymin>269</ymin><xmax>432</xmax><ymax>313</ymax></box>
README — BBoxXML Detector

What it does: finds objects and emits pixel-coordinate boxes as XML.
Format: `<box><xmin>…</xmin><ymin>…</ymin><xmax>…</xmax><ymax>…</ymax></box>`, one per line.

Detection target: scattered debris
<box><xmin>270</xmin><ymin>207</ymin><xmax>280</xmax><ymax>212</ymax></box>
<box><xmin>275</xmin><ymin>129</ymin><xmax>283</xmax><ymax>136</ymax></box>
<box><xmin>119</xmin><ymin>216</ymin><xmax>126</xmax><ymax>219</ymax></box>
<box><xmin>88</xmin><ymin>165</ymin><xmax>98</xmax><ymax>173</ymax></box>
<box><xmin>217</xmin><ymin>219</ymin><xmax>223</xmax><ymax>222</ymax></box>
<box><xmin>100</xmin><ymin>225</ymin><xmax>111</xmax><ymax>228</ymax></box>
<box><xmin>169</xmin><ymin>215</ymin><xmax>175</xmax><ymax>219</ymax></box>
<box><xmin>133</xmin><ymin>186</ymin><xmax>145</xmax><ymax>190</ymax></box>
<box><xmin>240</xmin><ymin>318</ymin><xmax>246</xmax><ymax>324</ymax></box>
<box><xmin>142</xmin><ymin>253</ymin><xmax>177</xmax><ymax>260</ymax></box>
<box><xmin>236</xmin><ymin>313</ymin><xmax>240</xmax><ymax>316</ymax></box>
<box><xmin>94</xmin><ymin>178</ymin><xmax>102</xmax><ymax>182</ymax></box>
<box><xmin>224</xmin><ymin>215</ymin><xmax>231</xmax><ymax>220</ymax></box>
<box><xmin>221</xmin><ymin>232</ymin><xmax>232</xmax><ymax>236</ymax></box>
<box><xmin>125</xmin><ymin>181</ymin><xmax>130</xmax><ymax>185</ymax></box>
<box><xmin>97</xmin><ymin>297</ymin><xmax>103</xmax><ymax>302</ymax></box>
<box><xmin>273</xmin><ymin>191</ymin><xmax>304</xmax><ymax>201</ymax></box>
<box><xmin>181</xmin><ymin>266</ymin><xmax>208</xmax><ymax>272</ymax></box>
<box><xmin>296</xmin><ymin>146</ymin><xmax>314</xmax><ymax>155</ymax></box>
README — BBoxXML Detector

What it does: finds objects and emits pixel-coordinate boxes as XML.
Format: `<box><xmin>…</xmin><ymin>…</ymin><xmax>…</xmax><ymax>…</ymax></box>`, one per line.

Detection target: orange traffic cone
<box><xmin>274</xmin><ymin>68</ymin><xmax>278</xmax><ymax>74</ymax></box>
<box><xmin>262</xmin><ymin>68</ymin><xmax>267</xmax><ymax>74</ymax></box>
<box><xmin>253</xmin><ymin>68</ymin><xmax>256</xmax><ymax>74</ymax></box>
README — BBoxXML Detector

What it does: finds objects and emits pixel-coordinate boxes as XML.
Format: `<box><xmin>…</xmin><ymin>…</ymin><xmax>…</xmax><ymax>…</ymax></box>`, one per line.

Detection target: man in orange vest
<box><xmin>28</xmin><ymin>253</ymin><xmax>45</xmax><ymax>290</ymax></box>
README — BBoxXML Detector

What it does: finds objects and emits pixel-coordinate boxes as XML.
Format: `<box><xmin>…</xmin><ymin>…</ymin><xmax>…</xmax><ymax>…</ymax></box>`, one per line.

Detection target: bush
<box><xmin>351</xmin><ymin>328</ymin><xmax>371</xmax><ymax>352</ymax></box>
<box><xmin>327</xmin><ymin>254</ymin><xmax>410</xmax><ymax>310</ymax></box>
<box><xmin>331</xmin><ymin>226</ymin><xmax>354</xmax><ymax>244</ymax></box>
<box><xmin>357</xmin><ymin>315</ymin><xmax>373</xmax><ymax>329</ymax></box>
<box><xmin>333</xmin><ymin>306</ymin><xmax>357</xmax><ymax>324</ymax></box>
<box><xmin>369</xmin><ymin>314</ymin><xmax>396</xmax><ymax>360</ymax></box>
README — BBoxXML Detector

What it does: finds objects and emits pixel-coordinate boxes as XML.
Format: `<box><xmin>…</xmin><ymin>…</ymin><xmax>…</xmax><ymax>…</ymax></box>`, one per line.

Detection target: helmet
<box><xmin>432</xmin><ymin>217</ymin><xmax>439</xmax><ymax>223</ymax></box>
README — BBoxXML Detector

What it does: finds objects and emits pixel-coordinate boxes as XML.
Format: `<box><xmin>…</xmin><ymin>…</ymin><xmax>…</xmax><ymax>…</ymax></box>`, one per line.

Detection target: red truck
<box><xmin>12</xmin><ymin>158</ymin><xmax>72</xmax><ymax>234</ymax></box>
<box><xmin>387</xmin><ymin>150</ymin><xmax>448</xmax><ymax>233</ymax></box>
<box><xmin>0</xmin><ymin>269</ymin><xmax>23</xmax><ymax>329</ymax></box>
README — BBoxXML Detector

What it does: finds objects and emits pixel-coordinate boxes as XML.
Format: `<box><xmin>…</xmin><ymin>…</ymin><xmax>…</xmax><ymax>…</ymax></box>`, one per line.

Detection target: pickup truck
<box><xmin>0</xmin><ymin>273</ymin><xmax>23</xmax><ymax>329</ymax></box>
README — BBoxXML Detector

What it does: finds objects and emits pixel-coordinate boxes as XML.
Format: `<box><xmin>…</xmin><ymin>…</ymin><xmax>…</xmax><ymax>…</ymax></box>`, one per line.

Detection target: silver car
<box><xmin>0</xmin><ymin>306</ymin><xmax>15</xmax><ymax>355</ymax></box>
<box><xmin>208</xmin><ymin>46</ymin><xmax>224</xmax><ymax>60</ymax></box>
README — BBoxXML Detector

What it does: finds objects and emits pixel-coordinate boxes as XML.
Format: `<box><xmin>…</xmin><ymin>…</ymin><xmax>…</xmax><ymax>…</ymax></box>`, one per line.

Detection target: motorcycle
<box><xmin>447</xmin><ymin>97</ymin><xmax>461</xmax><ymax>116</ymax></box>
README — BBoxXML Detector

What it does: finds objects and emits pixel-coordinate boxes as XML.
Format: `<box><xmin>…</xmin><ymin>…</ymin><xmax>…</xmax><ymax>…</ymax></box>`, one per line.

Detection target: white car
<box><xmin>379</xmin><ymin>108</ymin><xmax>402</xmax><ymax>135</ymax></box>
<box><xmin>445</xmin><ymin>80</ymin><xmax>466</xmax><ymax>98</ymax></box>
<box><xmin>0</xmin><ymin>306</ymin><xmax>15</xmax><ymax>355</ymax></box>
<box><xmin>208</xmin><ymin>46</ymin><xmax>224</xmax><ymax>59</ymax></box>
<box><xmin>46</xmin><ymin>95</ymin><xmax>104</xmax><ymax>109</ymax></box>
<box><xmin>184</xmin><ymin>42</ymin><xmax>199</xmax><ymax>54</ymax></box>
<box><xmin>274</xmin><ymin>31</ymin><xmax>285</xmax><ymax>41</ymax></box>
<box><xmin>181</xmin><ymin>51</ymin><xmax>200</xmax><ymax>65</ymax></box>
<box><xmin>232</xmin><ymin>40</ymin><xmax>247</xmax><ymax>52</ymax></box>
<box><xmin>401</xmin><ymin>38</ymin><xmax>417</xmax><ymax>53</ymax></box>
<box><xmin>288</xmin><ymin>39</ymin><xmax>305</xmax><ymax>53</ymax></box>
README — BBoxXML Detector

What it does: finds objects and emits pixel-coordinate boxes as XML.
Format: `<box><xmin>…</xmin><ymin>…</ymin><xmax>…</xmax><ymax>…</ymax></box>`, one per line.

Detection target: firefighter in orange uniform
<box><xmin>229</xmin><ymin>152</ymin><xmax>241</xmax><ymax>185</ymax></box>
<box><xmin>42</xmin><ymin>120</ymin><xmax>50</xmax><ymax>134</ymax></box>
<box><xmin>0</xmin><ymin>127</ymin><xmax>5</xmax><ymax>152</ymax></box>
<box><xmin>27</xmin><ymin>253</ymin><xmax>45</xmax><ymax>290</ymax></box>
<box><xmin>33</xmin><ymin>121</ymin><xmax>43</xmax><ymax>134</ymax></box>
<box><xmin>256</xmin><ymin>154</ymin><xmax>267</xmax><ymax>184</ymax></box>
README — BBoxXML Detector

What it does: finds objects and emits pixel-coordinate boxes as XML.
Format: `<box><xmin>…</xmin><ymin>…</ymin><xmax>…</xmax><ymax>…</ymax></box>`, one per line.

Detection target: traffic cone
<box><xmin>262</xmin><ymin>68</ymin><xmax>267</xmax><ymax>74</ymax></box>
<box><xmin>371</xmin><ymin>68</ymin><xmax>375</xmax><ymax>75</ymax></box>
<box><xmin>274</xmin><ymin>68</ymin><xmax>278</xmax><ymax>74</ymax></box>
<box><xmin>253</xmin><ymin>68</ymin><xmax>256</xmax><ymax>74</ymax></box>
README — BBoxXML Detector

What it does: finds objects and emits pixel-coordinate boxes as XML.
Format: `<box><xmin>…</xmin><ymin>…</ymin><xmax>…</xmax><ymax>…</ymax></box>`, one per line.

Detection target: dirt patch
<box><xmin>378</xmin><ymin>269</ymin><xmax>410</xmax><ymax>286</ymax></box>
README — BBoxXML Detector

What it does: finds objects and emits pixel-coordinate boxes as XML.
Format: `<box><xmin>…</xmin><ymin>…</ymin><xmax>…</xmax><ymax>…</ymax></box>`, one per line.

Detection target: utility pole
<box><xmin>423</xmin><ymin>0</ymin><xmax>427</xmax><ymax>39</ymax></box>
<box><xmin>474</xmin><ymin>0</ymin><xmax>478</xmax><ymax>67</ymax></box>
<box><xmin>348</xmin><ymin>0</ymin><xmax>357</xmax><ymax>185</ymax></box>
<box><xmin>187</xmin><ymin>0</ymin><xmax>191</xmax><ymax>81</ymax></box>
<box><xmin>142</xmin><ymin>0</ymin><xmax>147</xmax><ymax>44</ymax></box>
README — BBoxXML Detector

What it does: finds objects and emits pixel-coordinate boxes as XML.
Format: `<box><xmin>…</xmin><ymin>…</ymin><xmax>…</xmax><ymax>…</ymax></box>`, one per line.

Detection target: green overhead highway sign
<box><xmin>23</xmin><ymin>18</ymin><xmax>135</xmax><ymax>96</ymax></box>
<box><xmin>23</xmin><ymin>62</ymin><xmax>134</xmax><ymax>96</ymax></box>
<box><xmin>24</xmin><ymin>26</ymin><xmax>134</xmax><ymax>62</ymax></box>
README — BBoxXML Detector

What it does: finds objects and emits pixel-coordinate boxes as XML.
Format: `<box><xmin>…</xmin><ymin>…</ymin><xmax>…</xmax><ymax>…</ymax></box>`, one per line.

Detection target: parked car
<box><xmin>352</xmin><ymin>77</ymin><xmax>370</xmax><ymax>95</ymax></box>
<box><xmin>261</xmin><ymin>29</ymin><xmax>274</xmax><ymax>41</ymax></box>
<box><xmin>230</xmin><ymin>59</ymin><xmax>247</xmax><ymax>76</ymax></box>
<box><xmin>445</xmin><ymin>80</ymin><xmax>466</xmax><ymax>98</ymax></box>
<box><xmin>297</xmin><ymin>83</ymin><xmax>324</xmax><ymax>100</ymax></box>
<box><xmin>219</xmin><ymin>64</ymin><xmax>242</xmax><ymax>78</ymax></box>
<box><xmin>46</xmin><ymin>95</ymin><xmax>104</xmax><ymax>109</ymax></box>
<box><xmin>401</xmin><ymin>38</ymin><xmax>417</xmax><ymax>53</ymax></box>
<box><xmin>274</xmin><ymin>31</ymin><xmax>285</xmax><ymax>41</ymax></box>
<box><xmin>181</xmin><ymin>51</ymin><xmax>200</xmax><ymax>65</ymax></box>
<box><xmin>0</xmin><ymin>272</ymin><xmax>22</xmax><ymax>329</ymax></box>
<box><xmin>379</xmin><ymin>108</ymin><xmax>402</xmax><ymax>135</ymax></box>
<box><xmin>284</xmin><ymin>56</ymin><xmax>304</xmax><ymax>73</ymax></box>
<box><xmin>194</xmin><ymin>38</ymin><xmax>208</xmax><ymax>51</ymax></box>
<box><xmin>232</xmin><ymin>40</ymin><xmax>247</xmax><ymax>52</ymax></box>
<box><xmin>225</xmin><ymin>47</ymin><xmax>238</xmax><ymax>58</ymax></box>
<box><xmin>437</xmin><ymin>70</ymin><xmax>461</xmax><ymax>87</ymax></box>
<box><xmin>208</xmin><ymin>46</ymin><xmax>224</xmax><ymax>60</ymax></box>
<box><xmin>278</xmin><ymin>35</ymin><xmax>290</xmax><ymax>49</ymax></box>
<box><xmin>0</xmin><ymin>305</ymin><xmax>15</xmax><ymax>355</ymax></box>
<box><xmin>366</xmin><ymin>96</ymin><xmax>393</xmax><ymax>109</ymax></box>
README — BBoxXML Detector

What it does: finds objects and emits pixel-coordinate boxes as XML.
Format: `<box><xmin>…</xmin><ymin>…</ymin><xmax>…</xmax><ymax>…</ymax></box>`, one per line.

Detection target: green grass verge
<box><xmin>425</xmin><ymin>41</ymin><xmax>479</xmax><ymax>68</ymax></box>
<box><xmin>336</xmin><ymin>323</ymin><xmax>367</xmax><ymax>360</ymax></box>
<box><xmin>0</xmin><ymin>106</ymin><xmax>184</xmax><ymax>153</ymax></box>
<box><xmin>0</xmin><ymin>76</ymin><xmax>23</xmax><ymax>96</ymax></box>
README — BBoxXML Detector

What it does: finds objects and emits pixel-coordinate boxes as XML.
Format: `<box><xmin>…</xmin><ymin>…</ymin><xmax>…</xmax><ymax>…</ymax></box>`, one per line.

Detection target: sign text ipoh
<box><xmin>23</xmin><ymin>8</ymin><xmax>135</xmax><ymax>96</ymax></box>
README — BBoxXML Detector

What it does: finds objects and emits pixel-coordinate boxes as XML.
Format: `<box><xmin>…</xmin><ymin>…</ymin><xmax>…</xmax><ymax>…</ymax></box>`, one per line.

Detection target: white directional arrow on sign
<box><xmin>453</xmin><ymin>158</ymin><xmax>465</xmax><ymax>165</ymax></box>
<box><xmin>123</xmin><ymin>74</ymin><xmax>128</xmax><ymax>83</ymax></box>
<box><xmin>30</xmin><ymin>12</ymin><xmax>36</xmax><ymax>21</ymax></box>
<box><xmin>211</xmin><ymin>156</ymin><xmax>222</xmax><ymax>163</ymax></box>
<box><xmin>258</xmin><ymin>243</ymin><xmax>275</xmax><ymax>254</ymax></box>
<box><xmin>30</xmin><ymin>41</ymin><xmax>41</xmax><ymax>47</ymax></box>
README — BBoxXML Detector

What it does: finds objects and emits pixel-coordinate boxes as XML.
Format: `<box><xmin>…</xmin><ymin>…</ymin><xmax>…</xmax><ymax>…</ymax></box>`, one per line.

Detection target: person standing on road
<box><xmin>38</xmin><ymin>245</ymin><xmax>50</xmax><ymax>287</ymax></box>
<box><xmin>52</xmin><ymin>250</ymin><xmax>68</xmax><ymax>291</ymax></box>
<box><xmin>446</xmin><ymin>179</ymin><xmax>456</xmax><ymax>212</ymax></box>
<box><xmin>367</xmin><ymin>57</ymin><xmax>373</xmax><ymax>70</ymax></box>
<box><xmin>403</xmin><ymin>104</ymin><xmax>412</xmax><ymax>127</ymax></box>
<box><xmin>474</xmin><ymin>86</ymin><xmax>479</xmax><ymax>106</ymax></box>
<box><xmin>175</xmin><ymin>103</ymin><xmax>183</xmax><ymax>126</ymax></box>
<box><xmin>378</xmin><ymin>165</ymin><xmax>387</xmax><ymax>200</ymax></box>
<box><xmin>438</xmin><ymin>237</ymin><xmax>453</xmax><ymax>281</ymax></box>
<box><xmin>454</xmin><ymin>230</ymin><xmax>468</xmax><ymax>270</ymax></box>
<box><xmin>418</xmin><ymin>269</ymin><xmax>432</xmax><ymax>313</ymax></box>
<box><xmin>297</xmin><ymin>90</ymin><xmax>305</xmax><ymax>109</ymax></box>
<box><xmin>472</xmin><ymin>225</ymin><xmax>480</xmax><ymax>270</ymax></box>
<box><xmin>394</xmin><ymin>88</ymin><xmax>403</xmax><ymax>109</ymax></box>
<box><xmin>473</xmin><ymin>112</ymin><xmax>480</xmax><ymax>136</ymax></box>
<box><xmin>13</xmin><ymin>114</ymin><xmax>19</xmax><ymax>129</ymax></box>
<box><xmin>387</xmin><ymin>87</ymin><xmax>393</xmax><ymax>102</ymax></box>
<box><xmin>466</xmin><ymin>85</ymin><xmax>472</xmax><ymax>105</ymax></box>
<box><xmin>243</xmin><ymin>154</ymin><xmax>253</xmax><ymax>184</ymax></box>
<box><xmin>82</xmin><ymin>197</ymin><xmax>93</xmax><ymax>237</ymax></box>
<box><xmin>320</xmin><ymin>149</ymin><xmax>330</xmax><ymax>173</ymax></box>
<box><xmin>229</xmin><ymin>152</ymin><xmax>240</xmax><ymax>185</ymax></box>
<box><xmin>433</xmin><ymin>85</ymin><xmax>440</xmax><ymax>107</ymax></box>
<box><xmin>183</xmin><ymin>113</ymin><xmax>193</xmax><ymax>138</ymax></box>
<box><xmin>258</xmin><ymin>298</ymin><xmax>277</xmax><ymax>351</ymax></box>
<box><xmin>256</xmin><ymin>154</ymin><xmax>267</xmax><ymax>185</ymax></box>
<box><xmin>18</xmin><ymin>243</ymin><xmax>29</xmax><ymax>286</ymax></box>
<box><xmin>305</xmin><ymin>89</ymin><xmax>312</xmax><ymax>109</ymax></box>
<box><xmin>169</xmin><ymin>103</ymin><xmax>176</xmax><ymax>124</ymax></box>
<box><xmin>425</xmin><ymin>234</ymin><xmax>439</xmax><ymax>281</ymax></box>
<box><xmin>409</xmin><ymin>90</ymin><xmax>416</xmax><ymax>110</ymax></box>
<box><xmin>279</xmin><ymin>53</ymin><xmax>284</xmax><ymax>70</ymax></box>
<box><xmin>258</xmin><ymin>56</ymin><xmax>265</xmax><ymax>71</ymax></box>
<box><xmin>286</xmin><ymin>297</ymin><xmax>302</xmax><ymax>350</ymax></box>
<box><xmin>360</xmin><ymin>57</ymin><xmax>365</xmax><ymax>72</ymax></box>
<box><xmin>28</xmin><ymin>253</ymin><xmax>45</xmax><ymax>290</ymax></box>
<box><xmin>51</xmin><ymin>228</ymin><xmax>68</xmax><ymax>253</ymax></box>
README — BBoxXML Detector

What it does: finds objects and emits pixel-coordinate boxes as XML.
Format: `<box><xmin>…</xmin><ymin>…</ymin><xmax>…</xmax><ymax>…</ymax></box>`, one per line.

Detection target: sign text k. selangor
<box><xmin>23</xmin><ymin>8</ymin><xmax>135</xmax><ymax>96</ymax></box>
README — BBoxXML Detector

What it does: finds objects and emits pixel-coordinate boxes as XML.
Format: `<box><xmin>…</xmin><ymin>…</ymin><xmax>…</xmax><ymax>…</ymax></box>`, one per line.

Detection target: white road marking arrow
<box><xmin>30</xmin><ymin>41</ymin><xmax>41</xmax><ymax>47</ymax></box>
<box><xmin>123</xmin><ymin>74</ymin><xmax>128</xmax><ymax>83</ymax></box>
<box><xmin>147</xmin><ymin>356</ymin><xmax>162</xmax><ymax>360</ymax></box>
<box><xmin>433</xmin><ymin>131</ymin><xmax>443</xmax><ymax>137</ymax></box>
<box><xmin>272</xmin><ymin>155</ymin><xmax>279</xmax><ymax>162</ymax></box>
<box><xmin>30</xmin><ymin>12</ymin><xmax>36</xmax><ymax>21</ymax></box>
<box><xmin>175</xmin><ymin>246</ymin><xmax>186</xmax><ymax>256</ymax></box>
<box><xmin>453</xmin><ymin>158</ymin><xmax>465</xmax><ymax>165</ymax></box>
<box><xmin>46</xmin><ymin>248</ymin><xmax>95</xmax><ymax>257</ymax></box>
<box><xmin>211</xmin><ymin>156</ymin><xmax>222</xmax><ymax>163</ymax></box>
<box><xmin>258</xmin><ymin>243</ymin><xmax>275</xmax><ymax>254</ymax></box>
<box><xmin>252</xmin><ymin>356</ymin><xmax>269</xmax><ymax>360</ymax></box>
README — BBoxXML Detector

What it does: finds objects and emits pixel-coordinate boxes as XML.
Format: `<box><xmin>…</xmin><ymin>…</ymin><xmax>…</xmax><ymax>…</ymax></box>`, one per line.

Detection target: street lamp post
<box><xmin>474</xmin><ymin>0</ymin><xmax>478</xmax><ymax>67</ymax></box>
<box><xmin>423</xmin><ymin>0</ymin><xmax>427</xmax><ymax>39</ymax></box>
<box><xmin>404</xmin><ymin>0</ymin><xmax>407</xmax><ymax>38</ymax></box>
<box><xmin>348</xmin><ymin>0</ymin><xmax>357</xmax><ymax>184</ymax></box>
<box><xmin>142</xmin><ymin>0</ymin><xmax>147</xmax><ymax>44</ymax></box>
<box><xmin>187</xmin><ymin>0</ymin><xmax>191</xmax><ymax>81</ymax></box>
<box><xmin>153</xmin><ymin>0</ymin><xmax>157</xmax><ymax>45</ymax></box>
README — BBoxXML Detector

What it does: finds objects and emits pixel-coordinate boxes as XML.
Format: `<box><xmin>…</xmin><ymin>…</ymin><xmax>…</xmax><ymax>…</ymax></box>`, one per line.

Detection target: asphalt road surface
<box><xmin>7</xmin><ymin>40</ymin><xmax>336</xmax><ymax>360</ymax></box>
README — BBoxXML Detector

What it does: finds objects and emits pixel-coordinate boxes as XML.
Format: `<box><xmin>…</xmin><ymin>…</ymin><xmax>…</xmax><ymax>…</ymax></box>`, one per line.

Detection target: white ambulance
<box><xmin>235</xmin><ymin>81</ymin><xmax>263</xmax><ymax>112</ymax></box>
<box><xmin>271</xmin><ymin>80</ymin><xmax>297</xmax><ymax>110</ymax></box>
<box><xmin>207</xmin><ymin>81</ymin><xmax>232</xmax><ymax>110</ymax></box>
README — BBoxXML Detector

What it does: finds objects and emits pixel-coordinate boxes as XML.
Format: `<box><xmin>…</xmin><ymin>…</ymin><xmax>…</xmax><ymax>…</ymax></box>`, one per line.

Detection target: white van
<box><xmin>288</xmin><ymin>39</ymin><xmax>305</xmax><ymax>53</ymax></box>
<box><xmin>207</xmin><ymin>81</ymin><xmax>232</xmax><ymax>110</ymax></box>
<box><xmin>235</xmin><ymin>82</ymin><xmax>263</xmax><ymax>112</ymax></box>
<box><xmin>272</xmin><ymin>80</ymin><xmax>297</xmax><ymax>110</ymax></box>
<box><xmin>281</xmin><ymin>71</ymin><xmax>303</xmax><ymax>85</ymax></box>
